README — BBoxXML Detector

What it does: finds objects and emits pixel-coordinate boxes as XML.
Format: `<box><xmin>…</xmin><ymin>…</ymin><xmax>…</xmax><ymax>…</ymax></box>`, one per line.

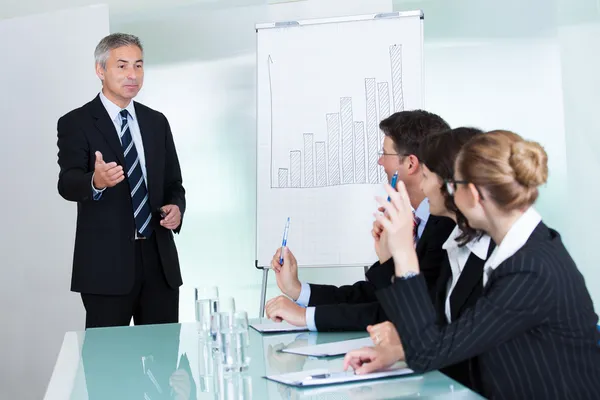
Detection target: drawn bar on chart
<box><xmin>354</xmin><ymin>121</ymin><xmax>366</xmax><ymax>184</ymax></box>
<box><xmin>290</xmin><ymin>151</ymin><xmax>301</xmax><ymax>188</ymax></box>
<box><xmin>315</xmin><ymin>142</ymin><xmax>326</xmax><ymax>186</ymax></box>
<box><xmin>389</xmin><ymin>44</ymin><xmax>405</xmax><ymax>113</ymax></box>
<box><xmin>303</xmin><ymin>133</ymin><xmax>314</xmax><ymax>187</ymax></box>
<box><xmin>377</xmin><ymin>81</ymin><xmax>391</xmax><ymax>183</ymax></box>
<box><xmin>278</xmin><ymin>168</ymin><xmax>288</xmax><ymax>188</ymax></box>
<box><xmin>340</xmin><ymin>97</ymin><xmax>354</xmax><ymax>184</ymax></box>
<box><xmin>326</xmin><ymin>113</ymin><xmax>341</xmax><ymax>186</ymax></box>
<box><xmin>365</xmin><ymin>78</ymin><xmax>378</xmax><ymax>184</ymax></box>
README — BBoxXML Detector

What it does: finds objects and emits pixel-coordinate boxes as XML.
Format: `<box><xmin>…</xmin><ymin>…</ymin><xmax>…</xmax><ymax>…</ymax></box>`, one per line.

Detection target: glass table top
<box><xmin>45</xmin><ymin>320</ymin><xmax>484</xmax><ymax>399</ymax></box>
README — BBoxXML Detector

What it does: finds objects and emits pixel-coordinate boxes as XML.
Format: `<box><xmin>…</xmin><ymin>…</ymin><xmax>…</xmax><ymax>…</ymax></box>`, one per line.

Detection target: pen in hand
<box><xmin>387</xmin><ymin>171</ymin><xmax>398</xmax><ymax>202</ymax></box>
<box><xmin>279</xmin><ymin>217</ymin><xmax>290</xmax><ymax>265</ymax></box>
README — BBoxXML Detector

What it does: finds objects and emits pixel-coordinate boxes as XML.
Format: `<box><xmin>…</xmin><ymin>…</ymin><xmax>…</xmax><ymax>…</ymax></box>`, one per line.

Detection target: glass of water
<box><xmin>212</xmin><ymin>297</ymin><xmax>235</xmax><ymax>344</ymax></box>
<box><xmin>219</xmin><ymin>311</ymin><xmax>251</xmax><ymax>372</ymax></box>
<box><xmin>195</xmin><ymin>286</ymin><xmax>219</xmax><ymax>335</ymax></box>
<box><xmin>219</xmin><ymin>296</ymin><xmax>236</xmax><ymax>314</ymax></box>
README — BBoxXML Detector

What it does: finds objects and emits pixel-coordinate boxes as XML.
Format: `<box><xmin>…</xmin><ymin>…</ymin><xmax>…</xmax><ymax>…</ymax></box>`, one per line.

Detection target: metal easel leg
<box><xmin>259</xmin><ymin>267</ymin><xmax>269</xmax><ymax>318</ymax></box>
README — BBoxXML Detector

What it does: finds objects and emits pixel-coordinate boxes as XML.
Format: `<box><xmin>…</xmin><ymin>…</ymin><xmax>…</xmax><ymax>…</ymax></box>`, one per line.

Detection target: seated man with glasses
<box><xmin>265</xmin><ymin>110</ymin><xmax>456</xmax><ymax>332</ymax></box>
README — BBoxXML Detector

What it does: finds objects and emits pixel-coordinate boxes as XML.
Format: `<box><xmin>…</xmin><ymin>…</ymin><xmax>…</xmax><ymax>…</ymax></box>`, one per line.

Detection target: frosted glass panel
<box><xmin>0</xmin><ymin>6</ymin><xmax>109</xmax><ymax>399</ymax></box>
<box><xmin>557</xmin><ymin>0</ymin><xmax>600</xmax><ymax>311</ymax></box>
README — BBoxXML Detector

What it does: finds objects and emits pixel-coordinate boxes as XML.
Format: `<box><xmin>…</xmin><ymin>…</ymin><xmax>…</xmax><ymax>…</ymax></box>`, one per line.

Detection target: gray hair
<box><xmin>94</xmin><ymin>33</ymin><xmax>143</xmax><ymax>69</ymax></box>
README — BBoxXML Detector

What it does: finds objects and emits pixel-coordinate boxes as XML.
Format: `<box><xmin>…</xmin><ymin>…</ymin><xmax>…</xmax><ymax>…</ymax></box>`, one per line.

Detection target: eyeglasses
<box><xmin>444</xmin><ymin>179</ymin><xmax>485</xmax><ymax>200</ymax></box>
<box><xmin>378</xmin><ymin>150</ymin><xmax>411</xmax><ymax>158</ymax></box>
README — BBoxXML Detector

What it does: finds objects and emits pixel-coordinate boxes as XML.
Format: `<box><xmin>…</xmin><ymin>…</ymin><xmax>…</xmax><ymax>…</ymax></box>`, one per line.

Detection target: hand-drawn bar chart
<box><xmin>272</xmin><ymin>44</ymin><xmax>405</xmax><ymax>188</ymax></box>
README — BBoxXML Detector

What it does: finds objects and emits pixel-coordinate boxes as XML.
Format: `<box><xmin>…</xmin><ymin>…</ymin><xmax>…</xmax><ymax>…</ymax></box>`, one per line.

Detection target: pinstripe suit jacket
<box><xmin>378</xmin><ymin>222</ymin><xmax>600</xmax><ymax>399</ymax></box>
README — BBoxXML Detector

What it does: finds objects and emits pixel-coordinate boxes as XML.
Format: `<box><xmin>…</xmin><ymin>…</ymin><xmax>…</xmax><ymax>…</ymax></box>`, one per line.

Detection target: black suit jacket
<box><xmin>435</xmin><ymin>239</ymin><xmax>495</xmax><ymax>395</ymax></box>
<box><xmin>307</xmin><ymin>215</ymin><xmax>455</xmax><ymax>331</ymax></box>
<box><xmin>57</xmin><ymin>95</ymin><xmax>186</xmax><ymax>295</ymax></box>
<box><xmin>378</xmin><ymin>222</ymin><xmax>600</xmax><ymax>399</ymax></box>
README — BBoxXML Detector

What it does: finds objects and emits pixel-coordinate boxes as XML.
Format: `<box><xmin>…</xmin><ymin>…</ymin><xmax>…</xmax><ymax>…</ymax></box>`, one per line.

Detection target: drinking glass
<box><xmin>195</xmin><ymin>286</ymin><xmax>219</xmax><ymax>334</ymax></box>
<box><xmin>218</xmin><ymin>311</ymin><xmax>251</xmax><ymax>372</ymax></box>
<box><xmin>212</xmin><ymin>297</ymin><xmax>235</xmax><ymax>345</ymax></box>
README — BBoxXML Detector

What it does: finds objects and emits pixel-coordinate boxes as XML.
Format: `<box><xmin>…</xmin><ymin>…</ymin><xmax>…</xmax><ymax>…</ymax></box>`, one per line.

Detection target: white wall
<box><xmin>560</xmin><ymin>19</ymin><xmax>600</xmax><ymax>310</ymax></box>
<box><xmin>422</xmin><ymin>37</ymin><xmax>568</xmax><ymax>234</ymax></box>
<box><xmin>0</xmin><ymin>5</ymin><xmax>109</xmax><ymax>399</ymax></box>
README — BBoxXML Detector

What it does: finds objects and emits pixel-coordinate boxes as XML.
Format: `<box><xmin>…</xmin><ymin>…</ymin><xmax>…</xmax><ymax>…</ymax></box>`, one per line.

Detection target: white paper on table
<box><xmin>250</xmin><ymin>321</ymin><xmax>309</xmax><ymax>333</ymax></box>
<box><xmin>265</xmin><ymin>366</ymin><xmax>415</xmax><ymax>387</ymax></box>
<box><xmin>297</xmin><ymin>374</ymin><xmax>424</xmax><ymax>398</ymax></box>
<box><xmin>281</xmin><ymin>337</ymin><xmax>373</xmax><ymax>357</ymax></box>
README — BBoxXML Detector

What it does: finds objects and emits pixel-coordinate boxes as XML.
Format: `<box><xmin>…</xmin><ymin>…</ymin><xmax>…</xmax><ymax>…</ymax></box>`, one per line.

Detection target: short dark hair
<box><xmin>416</xmin><ymin>127</ymin><xmax>485</xmax><ymax>246</ymax></box>
<box><xmin>379</xmin><ymin>110</ymin><xmax>450</xmax><ymax>155</ymax></box>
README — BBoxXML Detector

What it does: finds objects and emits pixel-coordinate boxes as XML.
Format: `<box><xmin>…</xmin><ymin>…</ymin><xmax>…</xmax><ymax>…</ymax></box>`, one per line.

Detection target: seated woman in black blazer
<box><xmin>346</xmin><ymin>130</ymin><xmax>600</xmax><ymax>399</ymax></box>
<box><xmin>368</xmin><ymin>127</ymin><xmax>493</xmax><ymax>393</ymax></box>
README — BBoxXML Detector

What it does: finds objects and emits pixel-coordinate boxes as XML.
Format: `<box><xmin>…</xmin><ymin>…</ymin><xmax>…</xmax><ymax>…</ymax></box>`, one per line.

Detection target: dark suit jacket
<box><xmin>378</xmin><ymin>222</ymin><xmax>600</xmax><ymax>399</ymax></box>
<box><xmin>307</xmin><ymin>215</ymin><xmax>455</xmax><ymax>331</ymax></box>
<box><xmin>435</xmin><ymin>240</ymin><xmax>495</xmax><ymax>395</ymax></box>
<box><xmin>57</xmin><ymin>95</ymin><xmax>186</xmax><ymax>295</ymax></box>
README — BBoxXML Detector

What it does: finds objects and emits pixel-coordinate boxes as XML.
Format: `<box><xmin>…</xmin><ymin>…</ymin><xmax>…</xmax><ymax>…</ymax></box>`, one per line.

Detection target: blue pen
<box><xmin>387</xmin><ymin>171</ymin><xmax>398</xmax><ymax>201</ymax></box>
<box><xmin>279</xmin><ymin>217</ymin><xmax>290</xmax><ymax>264</ymax></box>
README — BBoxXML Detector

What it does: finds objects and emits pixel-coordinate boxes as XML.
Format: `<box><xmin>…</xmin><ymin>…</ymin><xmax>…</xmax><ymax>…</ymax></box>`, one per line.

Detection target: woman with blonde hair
<box><xmin>345</xmin><ymin>130</ymin><xmax>600</xmax><ymax>399</ymax></box>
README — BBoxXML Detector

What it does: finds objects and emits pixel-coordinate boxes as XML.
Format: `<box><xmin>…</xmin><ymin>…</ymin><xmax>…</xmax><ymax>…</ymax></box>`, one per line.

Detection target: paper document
<box><xmin>265</xmin><ymin>366</ymin><xmax>415</xmax><ymax>387</ymax></box>
<box><xmin>250</xmin><ymin>321</ymin><xmax>308</xmax><ymax>333</ymax></box>
<box><xmin>281</xmin><ymin>337</ymin><xmax>373</xmax><ymax>357</ymax></box>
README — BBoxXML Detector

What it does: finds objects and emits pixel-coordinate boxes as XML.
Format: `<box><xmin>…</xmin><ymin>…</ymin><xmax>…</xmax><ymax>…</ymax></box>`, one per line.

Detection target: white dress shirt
<box><xmin>482</xmin><ymin>207</ymin><xmax>542</xmax><ymax>287</ymax></box>
<box><xmin>297</xmin><ymin>198</ymin><xmax>431</xmax><ymax>331</ymax></box>
<box><xmin>99</xmin><ymin>91</ymin><xmax>148</xmax><ymax>182</ymax></box>
<box><xmin>92</xmin><ymin>92</ymin><xmax>148</xmax><ymax>197</ymax></box>
<box><xmin>442</xmin><ymin>226</ymin><xmax>491</xmax><ymax>323</ymax></box>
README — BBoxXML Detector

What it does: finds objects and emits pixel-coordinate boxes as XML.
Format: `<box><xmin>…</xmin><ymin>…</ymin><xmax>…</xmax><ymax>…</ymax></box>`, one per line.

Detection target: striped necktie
<box><xmin>119</xmin><ymin>110</ymin><xmax>153</xmax><ymax>238</ymax></box>
<box><xmin>413</xmin><ymin>213</ymin><xmax>421</xmax><ymax>245</ymax></box>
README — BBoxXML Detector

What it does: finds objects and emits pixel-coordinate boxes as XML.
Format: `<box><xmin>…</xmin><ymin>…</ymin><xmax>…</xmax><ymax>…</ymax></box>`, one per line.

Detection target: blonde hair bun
<box><xmin>509</xmin><ymin>140</ymin><xmax>548</xmax><ymax>188</ymax></box>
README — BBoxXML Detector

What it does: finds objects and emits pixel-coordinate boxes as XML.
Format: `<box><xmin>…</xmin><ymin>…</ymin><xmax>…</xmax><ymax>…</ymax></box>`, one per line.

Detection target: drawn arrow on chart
<box><xmin>268</xmin><ymin>55</ymin><xmax>274</xmax><ymax>187</ymax></box>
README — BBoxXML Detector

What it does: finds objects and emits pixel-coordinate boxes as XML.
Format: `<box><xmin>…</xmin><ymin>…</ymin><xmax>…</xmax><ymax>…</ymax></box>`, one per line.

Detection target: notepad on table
<box><xmin>250</xmin><ymin>321</ymin><xmax>308</xmax><ymax>333</ymax></box>
<box><xmin>265</xmin><ymin>366</ymin><xmax>415</xmax><ymax>387</ymax></box>
<box><xmin>281</xmin><ymin>337</ymin><xmax>373</xmax><ymax>357</ymax></box>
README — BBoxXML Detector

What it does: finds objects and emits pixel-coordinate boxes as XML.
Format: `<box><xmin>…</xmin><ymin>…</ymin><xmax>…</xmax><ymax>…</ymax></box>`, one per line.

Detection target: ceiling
<box><xmin>0</xmin><ymin>0</ymin><xmax>268</xmax><ymax>21</ymax></box>
<box><xmin>2</xmin><ymin>0</ymin><xmax>597</xmax><ymax>31</ymax></box>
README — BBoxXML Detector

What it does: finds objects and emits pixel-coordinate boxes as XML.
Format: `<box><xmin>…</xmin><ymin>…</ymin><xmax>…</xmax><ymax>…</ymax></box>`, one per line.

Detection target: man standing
<box><xmin>57</xmin><ymin>33</ymin><xmax>186</xmax><ymax>329</ymax></box>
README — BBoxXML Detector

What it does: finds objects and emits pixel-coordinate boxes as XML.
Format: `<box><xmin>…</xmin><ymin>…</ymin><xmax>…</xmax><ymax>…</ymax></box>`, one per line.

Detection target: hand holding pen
<box><xmin>271</xmin><ymin>218</ymin><xmax>302</xmax><ymax>301</ymax></box>
<box><xmin>377</xmin><ymin>171</ymin><xmax>398</xmax><ymax>214</ymax></box>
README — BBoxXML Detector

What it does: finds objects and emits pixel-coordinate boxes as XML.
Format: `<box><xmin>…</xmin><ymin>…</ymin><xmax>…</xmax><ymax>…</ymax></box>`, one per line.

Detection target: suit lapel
<box><xmin>435</xmin><ymin>258</ymin><xmax>452</xmax><ymax>324</ymax></box>
<box><xmin>416</xmin><ymin>216</ymin><xmax>438</xmax><ymax>256</ymax></box>
<box><xmin>449</xmin><ymin>240</ymin><xmax>496</xmax><ymax>320</ymax></box>
<box><xmin>134</xmin><ymin>102</ymin><xmax>156</xmax><ymax>196</ymax></box>
<box><xmin>90</xmin><ymin>95</ymin><xmax>125</xmax><ymax>166</ymax></box>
